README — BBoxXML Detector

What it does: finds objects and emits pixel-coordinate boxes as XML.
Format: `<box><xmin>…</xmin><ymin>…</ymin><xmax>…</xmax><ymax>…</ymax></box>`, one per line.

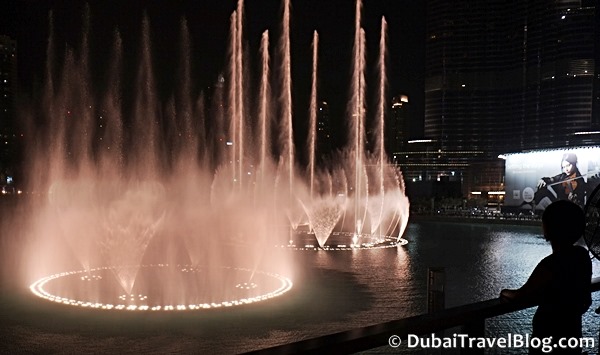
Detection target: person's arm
<box><xmin>500</xmin><ymin>261</ymin><xmax>551</xmax><ymax>301</ymax></box>
<box><xmin>538</xmin><ymin>173</ymin><xmax>566</xmax><ymax>189</ymax></box>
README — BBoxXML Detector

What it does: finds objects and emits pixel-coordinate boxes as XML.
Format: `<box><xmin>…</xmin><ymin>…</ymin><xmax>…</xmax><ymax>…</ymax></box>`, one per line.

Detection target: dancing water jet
<box><xmin>24</xmin><ymin>0</ymin><xmax>410</xmax><ymax>311</ymax></box>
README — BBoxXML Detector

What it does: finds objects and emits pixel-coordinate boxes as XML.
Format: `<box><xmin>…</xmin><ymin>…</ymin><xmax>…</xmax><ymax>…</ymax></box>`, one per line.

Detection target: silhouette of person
<box><xmin>521</xmin><ymin>153</ymin><xmax>587</xmax><ymax>211</ymax></box>
<box><xmin>500</xmin><ymin>200</ymin><xmax>591</xmax><ymax>354</ymax></box>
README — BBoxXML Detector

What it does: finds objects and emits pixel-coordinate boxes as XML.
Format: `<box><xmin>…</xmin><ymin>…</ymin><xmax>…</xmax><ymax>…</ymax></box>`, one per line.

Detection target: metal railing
<box><xmin>243</xmin><ymin>278</ymin><xmax>600</xmax><ymax>354</ymax></box>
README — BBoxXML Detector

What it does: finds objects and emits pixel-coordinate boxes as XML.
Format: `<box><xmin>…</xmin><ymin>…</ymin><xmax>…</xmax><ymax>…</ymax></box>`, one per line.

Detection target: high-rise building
<box><xmin>387</xmin><ymin>94</ymin><xmax>410</xmax><ymax>158</ymax></box>
<box><xmin>425</xmin><ymin>0</ymin><xmax>597</xmax><ymax>154</ymax></box>
<box><xmin>0</xmin><ymin>34</ymin><xmax>18</xmax><ymax>185</ymax></box>
<box><xmin>316</xmin><ymin>100</ymin><xmax>332</xmax><ymax>159</ymax></box>
<box><xmin>423</xmin><ymin>0</ymin><xmax>598</xmax><ymax>194</ymax></box>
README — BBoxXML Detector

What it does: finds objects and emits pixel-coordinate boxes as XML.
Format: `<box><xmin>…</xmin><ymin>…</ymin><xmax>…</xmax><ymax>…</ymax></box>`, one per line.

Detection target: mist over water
<box><xmin>15</xmin><ymin>0</ymin><xmax>409</xmax><ymax>310</ymax></box>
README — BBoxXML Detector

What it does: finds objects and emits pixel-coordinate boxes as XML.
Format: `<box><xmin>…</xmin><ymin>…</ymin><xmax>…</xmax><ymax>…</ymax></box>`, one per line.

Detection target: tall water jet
<box><xmin>370</xmin><ymin>17</ymin><xmax>388</xmax><ymax>237</ymax></box>
<box><xmin>132</xmin><ymin>15</ymin><xmax>161</xmax><ymax>177</ymax></box>
<box><xmin>98</xmin><ymin>29</ymin><xmax>124</xmax><ymax>174</ymax></box>
<box><xmin>308</xmin><ymin>31</ymin><xmax>319</xmax><ymax>201</ymax></box>
<box><xmin>171</xmin><ymin>18</ymin><xmax>197</xmax><ymax>165</ymax></box>
<box><xmin>350</xmin><ymin>0</ymin><xmax>368</xmax><ymax>235</ymax></box>
<box><xmin>377</xmin><ymin>18</ymin><xmax>388</xmax><ymax>192</ymax></box>
<box><xmin>258</xmin><ymin>30</ymin><xmax>271</xmax><ymax>189</ymax></box>
<box><xmin>280</xmin><ymin>0</ymin><xmax>294</xmax><ymax>198</ymax></box>
<box><xmin>235</xmin><ymin>0</ymin><xmax>245</xmax><ymax>191</ymax></box>
<box><xmin>229</xmin><ymin>10</ymin><xmax>240</xmax><ymax>189</ymax></box>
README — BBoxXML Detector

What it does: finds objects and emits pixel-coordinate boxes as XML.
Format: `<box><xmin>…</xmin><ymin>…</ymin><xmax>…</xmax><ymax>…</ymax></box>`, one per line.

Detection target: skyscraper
<box><xmin>0</xmin><ymin>34</ymin><xmax>18</xmax><ymax>184</ymax></box>
<box><xmin>316</xmin><ymin>100</ymin><xmax>332</xmax><ymax>159</ymax></box>
<box><xmin>387</xmin><ymin>94</ymin><xmax>410</xmax><ymax>157</ymax></box>
<box><xmin>425</xmin><ymin>0</ymin><xmax>597</xmax><ymax>156</ymax></box>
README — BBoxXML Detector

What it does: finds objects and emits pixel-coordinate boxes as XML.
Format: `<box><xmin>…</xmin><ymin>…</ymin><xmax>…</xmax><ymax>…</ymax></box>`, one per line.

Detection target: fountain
<box><xmin>23</xmin><ymin>0</ymin><xmax>409</xmax><ymax>311</ymax></box>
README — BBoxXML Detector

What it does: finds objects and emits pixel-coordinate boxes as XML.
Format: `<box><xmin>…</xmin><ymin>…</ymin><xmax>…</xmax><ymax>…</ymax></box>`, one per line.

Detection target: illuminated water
<box><xmin>2</xmin><ymin>204</ymin><xmax>599</xmax><ymax>354</ymax></box>
<box><xmin>18</xmin><ymin>0</ymin><xmax>409</xmax><ymax>314</ymax></box>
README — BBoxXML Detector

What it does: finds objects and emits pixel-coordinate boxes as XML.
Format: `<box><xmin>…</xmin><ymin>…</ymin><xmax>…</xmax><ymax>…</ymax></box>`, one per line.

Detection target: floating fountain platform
<box><xmin>278</xmin><ymin>230</ymin><xmax>408</xmax><ymax>251</ymax></box>
<box><xmin>30</xmin><ymin>264</ymin><xmax>293</xmax><ymax>311</ymax></box>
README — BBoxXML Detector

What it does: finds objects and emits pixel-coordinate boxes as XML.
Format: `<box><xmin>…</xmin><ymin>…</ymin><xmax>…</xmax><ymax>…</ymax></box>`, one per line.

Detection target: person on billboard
<box><xmin>522</xmin><ymin>153</ymin><xmax>586</xmax><ymax>210</ymax></box>
<box><xmin>500</xmin><ymin>200</ymin><xmax>591</xmax><ymax>354</ymax></box>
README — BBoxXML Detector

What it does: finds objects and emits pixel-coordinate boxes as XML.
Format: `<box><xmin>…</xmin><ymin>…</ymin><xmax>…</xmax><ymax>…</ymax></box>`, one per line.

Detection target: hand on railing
<box><xmin>499</xmin><ymin>288</ymin><xmax>518</xmax><ymax>300</ymax></box>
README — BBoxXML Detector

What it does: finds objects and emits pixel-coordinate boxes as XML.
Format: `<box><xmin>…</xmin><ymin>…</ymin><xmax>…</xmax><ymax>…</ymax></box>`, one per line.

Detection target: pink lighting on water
<box><xmin>30</xmin><ymin>265</ymin><xmax>293</xmax><ymax>311</ymax></box>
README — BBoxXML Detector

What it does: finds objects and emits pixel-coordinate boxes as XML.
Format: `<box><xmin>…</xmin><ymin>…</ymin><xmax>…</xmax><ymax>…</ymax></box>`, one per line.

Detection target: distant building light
<box><xmin>471</xmin><ymin>191</ymin><xmax>482</xmax><ymax>195</ymax></box>
<box><xmin>226</xmin><ymin>141</ymin><xmax>233</xmax><ymax>146</ymax></box>
<box><xmin>408</xmin><ymin>139</ymin><xmax>433</xmax><ymax>144</ymax></box>
<box><xmin>461</xmin><ymin>84</ymin><xmax>466</xmax><ymax>88</ymax></box>
<box><xmin>573</xmin><ymin>131</ymin><xmax>600</xmax><ymax>135</ymax></box>
<box><xmin>561</xmin><ymin>15</ymin><xmax>566</xmax><ymax>19</ymax></box>
<box><xmin>488</xmin><ymin>191</ymin><xmax>505</xmax><ymax>195</ymax></box>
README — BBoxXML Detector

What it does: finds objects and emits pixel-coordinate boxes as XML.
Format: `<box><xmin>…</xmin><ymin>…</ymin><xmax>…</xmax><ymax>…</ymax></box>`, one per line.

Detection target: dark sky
<box><xmin>1</xmin><ymin>0</ymin><xmax>425</xmax><ymax>145</ymax></box>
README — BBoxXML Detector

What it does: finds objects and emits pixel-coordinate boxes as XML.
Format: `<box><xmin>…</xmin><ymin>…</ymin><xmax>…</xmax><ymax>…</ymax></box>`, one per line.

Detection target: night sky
<box><xmin>1</xmin><ymin>0</ymin><xmax>425</xmax><ymax>146</ymax></box>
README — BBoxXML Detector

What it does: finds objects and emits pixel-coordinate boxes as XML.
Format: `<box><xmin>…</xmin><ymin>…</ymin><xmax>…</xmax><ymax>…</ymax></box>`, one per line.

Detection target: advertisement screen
<box><xmin>504</xmin><ymin>147</ymin><xmax>600</xmax><ymax>211</ymax></box>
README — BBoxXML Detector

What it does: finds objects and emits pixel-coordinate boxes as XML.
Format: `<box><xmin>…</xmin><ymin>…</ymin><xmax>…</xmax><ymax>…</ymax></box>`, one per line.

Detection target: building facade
<box><xmin>316</xmin><ymin>100</ymin><xmax>332</xmax><ymax>160</ymax></box>
<box><xmin>0</xmin><ymin>35</ymin><xmax>18</xmax><ymax>185</ymax></box>
<box><xmin>422</xmin><ymin>0</ymin><xmax>598</xmax><ymax>199</ymax></box>
<box><xmin>387</xmin><ymin>94</ymin><xmax>410</xmax><ymax>159</ymax></box>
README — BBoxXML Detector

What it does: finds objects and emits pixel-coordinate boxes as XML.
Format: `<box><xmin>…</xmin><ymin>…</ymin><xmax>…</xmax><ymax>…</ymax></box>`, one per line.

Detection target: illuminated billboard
<box><xmin>504</xmin><ymin>147</ymin><xmax>600</xmax><ymax>211</ymax></box>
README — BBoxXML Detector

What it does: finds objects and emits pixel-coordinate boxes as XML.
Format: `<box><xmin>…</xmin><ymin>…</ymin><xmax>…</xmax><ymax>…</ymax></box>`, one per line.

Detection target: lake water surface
<box><xmin>1</xmin><ymin>202</ymin><xmax>599</xmax><ymax>354</ymax></box>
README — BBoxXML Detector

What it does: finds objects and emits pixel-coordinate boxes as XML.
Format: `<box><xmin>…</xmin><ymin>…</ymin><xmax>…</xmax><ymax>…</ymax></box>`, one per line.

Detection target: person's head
<box><xmin>561</xmin><ymin>153</ymin><xmax>578</xmax><ymax>175</ymax></box>
<box><xmin>542</xmin><ymin>200</ymin><xmax>585</xmax><ymax>247</ymax></box>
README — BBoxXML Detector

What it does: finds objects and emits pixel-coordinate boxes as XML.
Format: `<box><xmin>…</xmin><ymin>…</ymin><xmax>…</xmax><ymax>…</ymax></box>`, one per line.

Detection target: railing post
<box><xmin>460</xmin><ymin>318</ymin><xmax>485</xmax><ymax>355</ymax></box>
<box><xmin>427</xmin><ymin>267</ymin><xmax>445</xmax><ymax>313</ymax></box>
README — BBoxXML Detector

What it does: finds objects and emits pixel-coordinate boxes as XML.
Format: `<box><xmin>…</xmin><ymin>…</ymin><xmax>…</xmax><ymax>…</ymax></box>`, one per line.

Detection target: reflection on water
<box><xmin>405</xmin><ymin>222</ymin><xmax>546</xmax><ymax>306</ymax></box>
<box><xmin>1</xmin><ymin>216</ymin><xmax>600</xmax><ymax>353</ymax></box>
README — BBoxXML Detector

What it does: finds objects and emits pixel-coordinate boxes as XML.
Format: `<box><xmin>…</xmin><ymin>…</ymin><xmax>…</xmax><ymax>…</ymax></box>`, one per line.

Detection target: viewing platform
<box><xmin>244</xmin><ymin>278</ymin><xmax>600</xmax><ymax>354</ymax></box>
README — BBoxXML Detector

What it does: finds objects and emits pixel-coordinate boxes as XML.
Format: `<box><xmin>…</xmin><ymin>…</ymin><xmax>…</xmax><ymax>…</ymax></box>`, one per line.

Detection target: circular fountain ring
<box><xmin>30</xmin><ymin>264</ymin><xmax>293</xmax><ymax>311</ymax></box>
<box><xmin>278</xmin><ymin>231</ymin><xmax>408</xmax><ymax>251</ymax></box>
